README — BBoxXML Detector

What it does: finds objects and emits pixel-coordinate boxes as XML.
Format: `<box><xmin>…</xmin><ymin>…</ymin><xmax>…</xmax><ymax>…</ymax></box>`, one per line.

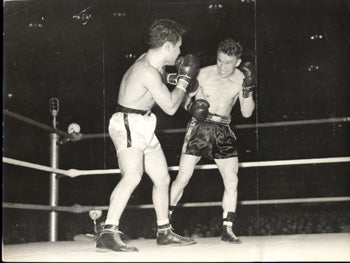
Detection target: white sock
<box><xmin>105</xmin><ymin>219</ymin><xmax>119</xmax><ymax>226</ymax></box>
<box><xmin>157</xmin><ymin>218</ymin><xmax>170</xmax><ymax>226</ymax></box>
<box><xmin>223</xmin><ymin>221</ymin><xmax>233</xmax><ymax>227</ymax></box>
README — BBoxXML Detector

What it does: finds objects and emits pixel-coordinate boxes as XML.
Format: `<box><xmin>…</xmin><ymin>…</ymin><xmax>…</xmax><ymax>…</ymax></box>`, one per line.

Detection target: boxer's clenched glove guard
<box><xmin>175</xmin><ymin>54</ymin><xmax>200</xmax><ymax>92</ymax></box>
<box><xmin>187</xmin><ymin>99</ymin><xmax>210</xmax><ymax>122</ymax></box>
<box><xmin>162</xmin><ymin>70</ymin><xmax>178</xmax><ymax>86</ymax></box>
<box><xmin>239</xmin><ymin>61</ymin><xmax>256</xmax><ymax>98</ymax></box>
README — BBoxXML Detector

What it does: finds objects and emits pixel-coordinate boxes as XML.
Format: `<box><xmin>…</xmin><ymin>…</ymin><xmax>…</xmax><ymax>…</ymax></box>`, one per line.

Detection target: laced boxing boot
<box><xmin>221</xmin><ymin>224</ymin><xmax>241</xmax><ymax>243</ymax></box>
<box><xmin>96</xmin><ymin>225</ymin><xmax>138</xmax><ymax>252</ymax></box>
<box><xmin>156</xmin><ymin>224</ymin><xmax>196</xmax><ymax>246</ymax></box>
<box><xmin>221</xmin><ymin>212</ymin><xmax>241</xmax><ymax>244</ymax></box>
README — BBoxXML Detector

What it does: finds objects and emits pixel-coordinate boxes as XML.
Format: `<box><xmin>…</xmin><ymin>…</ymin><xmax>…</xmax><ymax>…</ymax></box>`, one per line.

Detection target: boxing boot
<box><xmin>156</xmin><ymin>224</ymin><xmax>196</xmax><ymax>246</ymax></box>
<box><xmin>96</xmin><ymin>225</ymin><xmax>138</xmax><ymax>252</ymax></box>
<box><xmin>221</xmin><ymin>225</ymin><xmax>241</xmax><ymax>244</ymax></box>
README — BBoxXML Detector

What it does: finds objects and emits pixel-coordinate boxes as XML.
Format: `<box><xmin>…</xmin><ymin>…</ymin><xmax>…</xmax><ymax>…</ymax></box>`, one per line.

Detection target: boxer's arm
<box><xmin>238</xmin><ymin>62</ymin><xmax>256</xmax><ymax>118</ymax></box>
<box><xmin>239</xmin><ymin>91</ymin><xmax>255</xmax><ymax>118</ymax></box>
<box><xmin>239</xmin><ymin>84</ymin><xmax>255</xmax><ymax>118</ymax></box>
<box><xmin>186</xmin><ymin>66</ymin><xmax>204</xmax><ymax>98</ymax></box>
<box><xmin>144</xmin><ymin>68</ymin><xmax>186</xmax><ymax>115</ymax></box>
<box><xmin>181</xmin><ymin>93</ymin><xmax>192</xmax><ymax>110</ymax></box>
<box><xmin>181</xmin><ymin>77</ymin><xmax>205</xmax><ymax>110</ymax></box>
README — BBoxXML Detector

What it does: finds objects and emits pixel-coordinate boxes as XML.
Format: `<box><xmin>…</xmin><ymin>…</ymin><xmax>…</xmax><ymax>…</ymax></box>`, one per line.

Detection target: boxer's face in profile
<box><xmin>167</xmin><ymin>39</ymin><xmax>182</xmax><ymax>65</ymax></box>
<box><xmin>216</xmin><ymin>51</ymin><xmax>241</xmax><ymax>78</ymax></box>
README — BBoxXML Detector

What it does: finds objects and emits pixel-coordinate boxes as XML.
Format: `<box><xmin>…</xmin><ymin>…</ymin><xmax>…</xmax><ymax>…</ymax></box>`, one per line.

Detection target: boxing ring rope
<box><xmin>160</xmin><ymin>116</ymin><xmax>350</xmax><ymax>134</ymax></box>
<box><xmin>3</xmin><ymin>109</ymin><xmax>69</xmax><ymax>137</ymax></box>
<box><xmin>3</xmin><ymin>156</ymin><xmax>350</xmax><ymax>178</ymax></box>
<box><xmin>3</xmin><ymin>107</ymin><xmax>350</xmax><ymax>242</ymax></box>
<box><xmin>3</xmin><ymin>196</ymin><xmax>350</xmax><ymax>213</ymax></box>
<box><xmin>4</xmin><ymin>109</ymin><xmax>349</xmax><ymax>139</ymax></box>
<box><xmin>52</xmin><ymin>116</ymin><xmax>350</xmax><ymax>137</ymax></box>
<box><xmin>3</xmin><ymin>155</ymin><xmax>350</xmax><ymax>219</ymax></box>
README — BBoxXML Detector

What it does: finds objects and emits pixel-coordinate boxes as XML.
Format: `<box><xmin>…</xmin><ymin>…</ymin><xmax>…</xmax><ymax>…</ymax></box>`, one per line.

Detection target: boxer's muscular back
<box><xmin>118</xmin><ymin>54</ymin><xmax>156</xmax><ymax>110</ymax></box>
<box><xmin>196</xmin><ymin>65</ymin><xmax>244</xmax><ymax>116</ymax></box>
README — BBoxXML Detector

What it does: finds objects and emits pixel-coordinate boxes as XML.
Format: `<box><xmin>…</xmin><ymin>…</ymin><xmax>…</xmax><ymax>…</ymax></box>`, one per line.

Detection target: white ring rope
<box><xmin>4</xmin><ymin>108</ymin><xmax>349</xmax><ymax>139</ymax></box>
<box><xmin>66</xmin><ymin>116</ymin><xmax>350</xmax><ymax>138</ymax></box>
<box><xmin>160</xmin><ymin>116</ymin><xmax>350</xmax><ymax>134</ymax></box>
<box><xmin>2</xmin><ymin>157</ymin><xmax>87</xmax><ymax>178</ymax></box>
<box><xmin>3</xmin><ymin>196</ymin><xmax>350</xmax><ymax>213</ymax></box>
<box><xmin>2</xmin><ymin>157</ymin><xmax>119</xmax><ymax>177</ymax></box>
<box><xmin>4</xmin><ymin>111</ymin><xmax>350</xmax><ymax>232</ymax></box>
<box><xmin>3</xmin><ymin>156</ymin><xmax>350</xmax><ymax>178</ymax></box>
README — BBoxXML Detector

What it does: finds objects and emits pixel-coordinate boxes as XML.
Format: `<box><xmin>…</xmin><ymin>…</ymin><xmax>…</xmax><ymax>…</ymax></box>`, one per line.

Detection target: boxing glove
<box><xmin>161</xmin><ymin>56</ymin><xmax>186</xmax><ymax>86</ymax></box>
<box><xmin>176</xmin><ymin>54</ymin><xmax>200</xmax><ymax>92</ymax></box>
<box><xmin>162</xmin><ymin>70</ymin><xmax>178</xmax><ymax>85</ymax></box>
<box><xmin>175</xmin><ymin>56</ymin><xmax>184</xmax><ymax>70</ymax></box>
<box><xmin>187</xmin><ymin>78</ymin><xmax>200</xmax><ymax>96</ymax></box>
<box><xmin>239</xmin><ymin>61</ymin><xmax>256</xmax><ymax>98</ymax></box>
<box><xmin>187</xmin><ymin>99</ymin><xmax>210</xmax><ymax>122</ymax></box>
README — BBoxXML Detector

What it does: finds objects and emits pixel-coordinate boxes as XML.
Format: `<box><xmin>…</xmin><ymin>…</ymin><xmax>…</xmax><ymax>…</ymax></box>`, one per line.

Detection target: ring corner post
<box><xmin>49</xmin><ymin>132</ymin><xmax>60</xmax><ymax>241</ymax></box>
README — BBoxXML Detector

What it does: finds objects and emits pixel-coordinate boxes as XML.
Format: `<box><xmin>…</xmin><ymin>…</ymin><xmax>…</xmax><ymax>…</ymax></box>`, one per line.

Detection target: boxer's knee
<box><xmin>154</xmin><ymin>174</ymin><xmax>170</xmax><ymax>189</ymax></box>
<box><xmin>172</xmin><ymin>174</ymin><xmax>191</xmax><ymax>190</ymax></box>
<box><xmin>120</xmin><ymin>172</ymin><xmax>143</xmax><ymax>189</ymax></box>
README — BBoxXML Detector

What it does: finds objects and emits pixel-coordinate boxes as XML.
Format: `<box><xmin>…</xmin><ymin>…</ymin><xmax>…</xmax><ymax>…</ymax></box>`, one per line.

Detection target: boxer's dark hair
<box><xmin>217</xmin><ymin>38</ymin><xmax>243</xmax><ymax>58</ymax></box>
<box><xmin>148</xmin><ymin>19</ymin><xmax>186</xmax><ymax>48</ymax></box>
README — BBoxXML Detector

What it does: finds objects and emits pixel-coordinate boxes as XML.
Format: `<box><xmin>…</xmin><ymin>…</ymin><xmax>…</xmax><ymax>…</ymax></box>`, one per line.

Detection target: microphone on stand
<box><xmin>49</xmin><ymin>98</ymin><xmax>59</xmax><ymax>129</ymax></box>
<box><xmin>49</xmin><ymin>98</ymin><xmax>59</xmax><ymax>117</ymax></box>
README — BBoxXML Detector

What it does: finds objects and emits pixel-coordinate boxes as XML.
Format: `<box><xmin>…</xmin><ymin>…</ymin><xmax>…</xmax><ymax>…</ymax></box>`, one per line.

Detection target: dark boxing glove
<box><xmin>187</xmin><ymin>78</ymin><xmax>200</xmax><ymax>96</ymax></box>
<box><xmin>175</xmin><ymin>55</ymin><xmax>184</xmax><ymax>69</ymax></box>
<box><xmin>176</xmin><ymin>54</ymin><xmax>200</xmax><ymax>92</ymax></box>
<box><xmin>187</xmin><ymin>99</ymin><xmax>210</xmax><ymax>122</ymax></box>
<box><xmin>162</xmin><ymin>70</ymin><xmax>178</xmax><ymax>86</ymax></box>
<box><xmin>239</xmin><ymin>61</ymin><xmax>256</xmax><ymax>98</ymax></box>
<box><xmin>161</xmin><ymin>56</ymin><xmax>186</xmax><ymax>86</ymax></box>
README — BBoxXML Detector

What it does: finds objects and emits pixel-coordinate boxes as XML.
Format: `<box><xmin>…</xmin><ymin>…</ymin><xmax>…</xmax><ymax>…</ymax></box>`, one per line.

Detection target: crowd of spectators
<box><xmin>122</xmin><ymin>203</ymin><xmax>350</xmax><ymax>239</ymax></box>
<box><xmin>3</xmin><ymin>203</ymin><xmax>350</xmax><ymax>244</ymax></box>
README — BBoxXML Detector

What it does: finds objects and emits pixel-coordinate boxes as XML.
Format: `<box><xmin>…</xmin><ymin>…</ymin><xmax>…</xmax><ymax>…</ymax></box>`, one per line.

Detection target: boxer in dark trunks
<box><xmin>170</xmin><ymin>38</ymin><xmax>256</xmax><ymax>243</ymax></box>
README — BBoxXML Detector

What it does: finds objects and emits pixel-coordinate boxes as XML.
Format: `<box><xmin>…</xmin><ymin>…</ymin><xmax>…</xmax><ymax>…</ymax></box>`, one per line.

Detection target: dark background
<box><xmin>3</xmin><ymin>0</ymin><xmax>350</xmax><ymax>241</ymax></box>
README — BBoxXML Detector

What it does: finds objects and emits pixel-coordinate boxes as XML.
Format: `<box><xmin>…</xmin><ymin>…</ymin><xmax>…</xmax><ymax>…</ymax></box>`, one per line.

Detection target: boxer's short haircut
<box><xmin>148</xmin><ymin>19</ymin><xmax>186</xmax><ymax>48</ymax></box>
<box><xmin>217</xmin><ymin>38</ymin><xmax>243</xmax><ymax>58</ymax></box>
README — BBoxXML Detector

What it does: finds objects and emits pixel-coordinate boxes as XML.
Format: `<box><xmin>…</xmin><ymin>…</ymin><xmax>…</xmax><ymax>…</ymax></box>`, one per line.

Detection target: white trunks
<box><xmin>108</xmin><ymin>106</ymin><xmax>161</xmax><ymax>155</ymax></box>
